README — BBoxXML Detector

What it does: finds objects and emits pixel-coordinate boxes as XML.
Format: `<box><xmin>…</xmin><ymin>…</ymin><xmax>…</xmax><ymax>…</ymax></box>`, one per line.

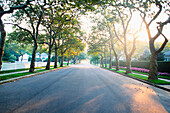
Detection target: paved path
<box><xmin>0</xmin><ymin>64</ymin><xmax>170</xmax><ymax>113</ymax></box>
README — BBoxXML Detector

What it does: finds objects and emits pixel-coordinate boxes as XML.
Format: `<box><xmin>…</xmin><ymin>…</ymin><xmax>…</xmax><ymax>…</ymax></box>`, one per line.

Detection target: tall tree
<box><xmin>139</xmin><ymin>1</ymin><xmax>169</xmax><ymax>80</ymax></box>
<box><xmin>11</xmin><ymin>0</ymin><xmax>46</xmax><ymax>72</ymax></box>
<box><xmin>0</xmin><ymin>0</ymin><xmax>30</xmax><ymax>70</ymax></box>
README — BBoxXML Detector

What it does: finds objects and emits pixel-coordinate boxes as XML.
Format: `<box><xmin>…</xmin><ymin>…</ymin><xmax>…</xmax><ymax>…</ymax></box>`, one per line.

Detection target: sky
<box><xmin>79</xmin><ymin>11</ymin><xmax>170</xmax><ymax>43</ymax></box>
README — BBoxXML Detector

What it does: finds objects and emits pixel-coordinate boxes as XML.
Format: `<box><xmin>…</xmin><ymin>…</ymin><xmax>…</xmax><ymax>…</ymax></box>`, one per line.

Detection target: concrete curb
<box><xmin>0</xmin><ymin>66</ymin><xmax>70</xmax><ymax>85</ymax></box>
<box><xmin>102</xmin><ymin>68</ymin><xmax>170</xmax><ymax>92</ymax></box>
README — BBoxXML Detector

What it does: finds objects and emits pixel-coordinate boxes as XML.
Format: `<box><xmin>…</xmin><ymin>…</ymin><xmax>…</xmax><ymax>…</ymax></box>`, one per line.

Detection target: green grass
<box><xmin>103</xmin><ymin>67</ymin><xmax>170</xmax><ymax>85</ymax></box>
<box><xmin>0</xmin><ymin>64</ymin><xmax>69</xmax><ymax>81</ymax></box>
<box><xmin>158</xmin><ymin>75</ymin><xmax>170</xmax><ymax>80</ymax></box>
<box><xmin>116</xmin><ymin>70</ymin><xmax>126</xmax><ymax>73</ymax></box>
<box><xmin>110</xmin><ymin>68</ymin><xmax>116</xmax><ymax>71</ymax></box>
<box><xmin>128</xmin><ymin>73</ymin><xmax>170</xmax><ymax>85</ymax></box>
<box><xmin>0</xmin><ymin>68</ymin><xmax>30</xmax><ymax>74</ymax></box>
<box><xmin>128</xmin><ymin>73</ymin><xmax>148</xmax><ymax>80</ymax></box>
<box><xmin>0</xmin><ymin>64</ymin><xmax>68</xmax><ymax>74</ymax></box>
<box><xmin>0</xmin><ymin>69</ymin><xmax>46</xmax><ymax>81</ymax></box>
<box><xmin>0</xmin><ymin>67</ymin><xmax>61</xmax><ymax>81</ymax></box>
<box><xmin>148</xmin><ymin>79</ymin><xmax>170</xmax><ymax>84</ymax></box>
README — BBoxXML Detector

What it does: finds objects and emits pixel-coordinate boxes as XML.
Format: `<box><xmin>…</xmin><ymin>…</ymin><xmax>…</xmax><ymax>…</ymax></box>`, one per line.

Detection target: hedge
<box><xmin>112</xmin><ymin>61</ymin><xmax>170</xmax><ymax>73</ymax></box>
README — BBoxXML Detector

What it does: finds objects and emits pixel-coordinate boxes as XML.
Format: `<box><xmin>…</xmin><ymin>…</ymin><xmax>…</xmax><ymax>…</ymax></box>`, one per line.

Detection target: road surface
<box><xmin>0</xmin><ymin>63</ymin><xmax>170</xmax><ymax>113</ymax></box>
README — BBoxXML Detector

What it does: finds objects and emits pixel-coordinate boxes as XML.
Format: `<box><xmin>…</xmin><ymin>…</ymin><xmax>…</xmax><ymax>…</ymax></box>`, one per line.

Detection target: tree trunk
<box><xmin>111</xmin><ymin>44</ymin><xmax>119</xmax><ymax>71</ymax></box>
<box><xmin>100</xmin><ymin>55</ymin><xmax>104</xmax><ymax>67</ymax></box>
<box><xmin>60</xmin><ymin>54</ymin><xmax>63</xmax><ymax>67</ymax></box>
<box><xmin>125</xmin><ymin>56</ymin><xmax>132</xmax><ymax>74</ymax></box>
<box><xmin>45</xmin><ymin>47</ymin><xmax>52</xmax><ymax>70</ymax></box>
<box><xmin>109</xmin><ymin>47</ymin><xmax>112</xmax><ymax>69</ymax></box>
<box><xmin>148</xmin><ymin>53</ymin><xmax>158</xmax><ymax>80</ymax></box>
<box><xmin>104</xmin><ymin>46</ymin><xmax>107</xmax><ymax>68</ymax></box>
<box><xmin>39</xmin><ymin>53</ymin><xmax>42</xmax><ymax>62</ymax></box>
<box><xmin>21</xmin><ymin>54</ymin><xmax>24</xmax><ymax>62</ymax></box>
<box><xmin>115</xmin><ymin>57</ymin><xmax>120</xmax><ymax>71</ymax></box>
<box><xmin>73</xmin><ymin>56</ymin><xmax>76</xmax><ymax>64</ymax></box>
<box><xmin>0</xmin><ymin>18</ymin><xmax>6</xmax><ymax>71</ymax></box>
<box><xmin>67</xmin><ymin>56</ymin><xmax>70</xmax><ymax>66</ymax></box>
<box><xmin>54</xmin><ymin>46</ymin><xmax>58</xmax><ymax>68</ymax></box>
<box><xmin>29</xmin><ymin>43</ymin><xmax>37</xmax><ymax>72</ymax></box>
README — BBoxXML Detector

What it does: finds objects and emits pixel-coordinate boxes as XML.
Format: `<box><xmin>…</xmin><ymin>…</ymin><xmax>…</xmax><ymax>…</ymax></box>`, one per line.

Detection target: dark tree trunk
<box><xmin>111</xmin><ymin>43</ymin><xmax>120</xmax><ymax>71</ymax></box>
<box><xmin>0</xmin><ymin>18</ymin><xmax>6</xmax><ymax>71</ymax></box>
<box><xmin>73</xmin><ymin>57</ymin><xmax>76</xmax><ymax>64</ymax></box>
<box><xmin>29</xmin><ymin>43</ymin><xmax>37</xmax><ymax>72</ymax></box>
<box><xmin>100</xmin><ymin>55</ymin><xmax>104</xmax><ymax>67</ymax></box>
<box><xmin>67</xmin><ymin>56</ymin><xmax>70</xmax><ymax>66</ymax></box>
<box><xmin>109</xmin><ymin>47</ymin><xmax>112</xmax><ymax>69</ymax></box>
<box><xmin>21</xmin><ymin>54</ymin><xmax>24</xmax><ymax>62</ymax></box>
<box><xmin>104</xmin><ymin>46</ymin><xmax>107</xmax><ymax>68</ymax></box>
<box><xmin>54</xmin><ymin>46</ymin><xmax>58</xmax><ymax>68</ymax></box>
<box><xmin>115</xmin><ymin>57</ymin><xmax>120</xmax><ymax>71</ymax></box>
<box><xmin>148</xmin><ymin>54</ymin><xmax>158</xmax><ymax>80</ymax></box>
<box><xmin>39</xmin><ymin>53</ymin><xmax>42</xmax><ymax>62</ymax></box>
<box><xmin>45</xmin><ymin>47</ymin><xmax>52</xmax><ymax>70</ymax></box>
<box><xmin>60</xmin><ymin>54</ymin><xmax>63</xmax><ymax>67</ymax></box>
<box><xmin>125</xmin><ymin>56</ymin><xmax>132</xmax><ymax>74</ymax></box>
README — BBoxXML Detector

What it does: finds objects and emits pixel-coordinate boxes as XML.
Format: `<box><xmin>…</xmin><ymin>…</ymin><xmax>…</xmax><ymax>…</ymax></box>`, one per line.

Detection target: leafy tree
<box><xmin>11</xmin><ymin>0</ymin><xmax>47</xmax><ymax>72</ymax></box>
<box><xmin>2</xmin><ymin>43</ymin><xmax>16</xmax><ymax>62</ymax></box>
<box><xmin>0</xmin><ymin>0</ymin><xmax>30</xmax><ymax>70</ymax></box>
<box><xmin>7</xmin><ymin>30</ymin><xmax>32</xmax><ymax>62</ymax></box>
<box><xmin>138</xmin><ymin>1</ymin><xmax>169</xmax><ymax>80</ymax></box>
<box><xmin>157</xmin><ymin>52</ymin><xmax>165</xmax><ymax>61</ymax></box>
<box><xmin>138</xmin><ymin>49</ymin><xmax>151</xmax><ymax>61</ymax></box>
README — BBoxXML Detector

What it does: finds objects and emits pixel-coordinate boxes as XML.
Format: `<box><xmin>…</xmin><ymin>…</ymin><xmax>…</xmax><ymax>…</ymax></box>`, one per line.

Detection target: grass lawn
<box><xmin>128</xmin><ymin>73</ymin><xmax>170</xmax><ymax>85</ymax></box>
<box><xmin>0</xmin><ymin>69</ymin><xmax>47</xmax><ymax>81</ymax></box>
<box><xmin>0</xmin><ymin>64</ymin><xmax>69</xmax><ymax>74</ymax></box>
<box><xmin>102</xmin><ymin>67</ymin><xmax>170</xmax><ymax>85</ymax></box>
<box><xmin>0</xmin><ymin>64</ymin><xmax>69</xmax><ymax>81</ymax></box>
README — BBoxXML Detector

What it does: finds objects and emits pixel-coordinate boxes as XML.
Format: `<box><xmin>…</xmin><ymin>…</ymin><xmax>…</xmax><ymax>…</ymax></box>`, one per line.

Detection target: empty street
<box><xmin>0</xmin><ymin>64</ymin><xmax>170</xmax><ymax>113</ymax></box>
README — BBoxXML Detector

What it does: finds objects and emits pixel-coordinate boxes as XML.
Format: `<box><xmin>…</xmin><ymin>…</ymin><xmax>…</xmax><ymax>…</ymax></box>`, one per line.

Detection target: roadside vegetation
<box><xmin>0</xmin><ymin>64</ymin><xmax>69</xmax><ymax>81</ymax></box>
<box><xmin>102</xmin><ymin>66</ymin><xmax>170</xmax><ymax>85</ymax></box>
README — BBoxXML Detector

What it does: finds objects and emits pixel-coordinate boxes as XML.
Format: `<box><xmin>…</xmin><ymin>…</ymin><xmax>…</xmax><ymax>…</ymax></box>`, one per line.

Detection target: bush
<box><xmin>112</xmin><ymin>61</ymin><xmax>170</xmax><ymax>73</ymax></box>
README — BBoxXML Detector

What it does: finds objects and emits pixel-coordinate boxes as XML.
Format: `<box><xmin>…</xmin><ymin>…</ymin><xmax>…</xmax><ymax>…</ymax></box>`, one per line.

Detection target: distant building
<box><xmin>19</xmin><ymin>53</ymin><xmax>29</xmax><ymax>62</ymax></box>
<box><xmin>164</xmin><ymin>51</ymin><xmax>170</xmax><ymax>61</ymax></box>
<box><xmin>41</xmin><ymin>53</ymin><xmax>48</xmax><ymax>61</ymax></box>
<box><xmin>19</xmin><ymin>53</ymin><xmax>49</xmax><ymax>62</ymax></box>
<box><xmin>36</xmin><ymin>52</ymin><xmax>48</xmax><ymax>62</ymax></box>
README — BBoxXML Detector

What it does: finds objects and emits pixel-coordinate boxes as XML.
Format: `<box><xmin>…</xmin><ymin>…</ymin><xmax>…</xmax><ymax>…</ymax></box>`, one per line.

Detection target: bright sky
<box><xmin>79</xmin><ymin>5</ymin><xmax>170</xmax><ymax>44</ymax></box>
<box><xmin>2</xmin><ymin>5</ymin><xmax>170</xmax><ymax>45</ymax></box>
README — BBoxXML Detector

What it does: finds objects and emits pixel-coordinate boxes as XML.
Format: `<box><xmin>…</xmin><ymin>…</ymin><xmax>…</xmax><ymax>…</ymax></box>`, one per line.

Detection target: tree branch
<box><xmin>125</xmin><ymin>8</ymin><xmax>132</xmax><ymax>32</ymax></box>
<box><xmin>148</xmin><ymin>2</ymin><xmax>162</xmax><ymax>26</ymax></box>
<box><xmin>23</xmin><ymin>9</ymin><xmax>35</xmax><ymax>34</ymax></box>
<box><xmin>156</xmin><ymin>29</ymin><xmax>168</xmax><ymax>54</ymax></box>
<box><xmin>0</xmin><ymin>0</ymin><xmax>31</xmax><ymax>16</ymax></box>
<box><xmin>112</xmin><ymin>22</ymin><xmax>124</xmax><ymax>44</ymax></box>
<box><xmin>140</xmin><ymin>14</ymin><xmax>152</xmax><ymax>39</ymax></box>
<box><xmin>4</xmin><ymin>23</ymin><xmax>33</xmax><ymax>37</ymax></box>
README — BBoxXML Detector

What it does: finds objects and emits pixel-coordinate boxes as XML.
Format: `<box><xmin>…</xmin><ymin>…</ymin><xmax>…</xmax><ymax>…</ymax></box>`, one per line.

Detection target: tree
<box><xmin>107</xmin><ymin>2</ymin><xmax>143</xmax><ymax>74</ymax></box>
<box><xmin>7</xmin><ymin>30</ymin><xmax>33</xmax><ymax>62</ymax></box>
<box><xmin>0</xmin><ymin>0</ymin><xmax>30</xmax><ymax>70</ymax></box>
<box><xmin>11</xmin><ymin>0</ymin><xmax>46</xmax><ymax>72</ymax></box>
<box><xmin>139</xmin><ymin>1</ymin><xmax>169</xmax><ymax>80</ymax></box>
<box><xmin>138</xmin><ymin>49</ymin><xmax>151</xmax><ymax>61</ymax></box>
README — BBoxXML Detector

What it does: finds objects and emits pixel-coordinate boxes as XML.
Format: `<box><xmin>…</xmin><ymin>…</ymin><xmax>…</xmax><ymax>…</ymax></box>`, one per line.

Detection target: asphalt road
<box><xmin>0</xmin><ymin>63</ymin><xmax>170</xmax><ymax>113</ymax></box>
